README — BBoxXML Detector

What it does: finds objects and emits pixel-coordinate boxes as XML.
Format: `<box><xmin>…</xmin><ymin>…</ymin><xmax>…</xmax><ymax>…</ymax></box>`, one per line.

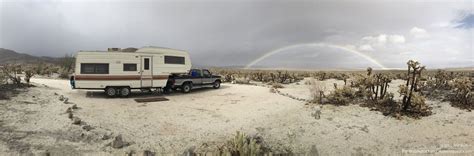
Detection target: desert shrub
<box><xmin>0</xmin><ymin>70</ymin><xmax>7</xmax><ymax>85</ymax></box>
<box><xmin>271</xmin><ymin>82</ymin><xmax>284</xmax><ymax>89</ymax></box>
<box><xmin>448</xmin><ymin>77</ymin><xmax>473</xmax><ymax>110</ymax></box>
<box><xmin>24</xmin><ymin>69</ymin><xmax>35</xmax><ymax>86</ymax></box>
<box><xmin>308</xmin><ymin>78</ymin><xmax>326</xmax><ymax>103</ymax></box>
<box><xmin>326</xmin><ymin>86</ymin><xmax>356</xmax><ymax>105</ymax></box>
<box><xmin>233</xmin><ymin>77</ymin><xmax>250</xmax><ymax>84</ymax></box>
<box><xmin>58</xmin><ymin>67</ymin><xmax>70</xmax><ymax>79</ymax></box>
<box><xmin>184</xmin><ymin>131</ymin><xmax>266</xmax><ymax>156</ymax></box>
<box><xmin>184</xmin><ymin>131</ymin><xmax>297</xmax><ymax>155</ymax></box>
<box><xmin>1</xmin><ymin>64</ymin><xmax>21</xmax><ymax>85</ymax></box>
<box><xmin>57</xmin><ymin>54</ymin><xmax>75</xmax><ymax>79</ymax></box>
<box><xmin>223</xmin><ymin>74</ymin><xmax>234</xmax><ymax>82</ymax></box>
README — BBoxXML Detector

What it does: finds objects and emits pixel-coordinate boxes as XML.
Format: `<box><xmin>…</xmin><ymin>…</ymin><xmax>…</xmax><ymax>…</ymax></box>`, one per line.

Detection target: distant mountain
<box><xmin>0</xmin><ymin>48</ymin><xmax>60</xmax><ymax>64</ymax></box>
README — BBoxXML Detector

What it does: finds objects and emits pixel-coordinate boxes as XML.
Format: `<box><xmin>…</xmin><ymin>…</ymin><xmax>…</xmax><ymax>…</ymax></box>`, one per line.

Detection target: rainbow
<box><xmin>245</xmin><ymin>43</ymin><xmax>387</xmax><ymax>69</ymax></box>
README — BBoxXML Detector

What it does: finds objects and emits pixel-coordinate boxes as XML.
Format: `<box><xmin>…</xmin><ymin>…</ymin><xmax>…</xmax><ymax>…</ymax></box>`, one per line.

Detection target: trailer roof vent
<box><xmin>107</xmin><ymin>48</ymin><xmax>121</xmax><ymax>52</ymax></box>
<box><xmin>121</xmin><ymin>47</ymin><xmax>138</xmax><ymax>52</ymax></box>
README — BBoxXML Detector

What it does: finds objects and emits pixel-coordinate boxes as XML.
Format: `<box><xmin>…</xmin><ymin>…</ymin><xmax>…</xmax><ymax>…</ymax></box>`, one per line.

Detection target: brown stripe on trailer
<box><xmin>75</xmin><ymin>75</ymin><xmax>169</xmax><ymax>80</ymax></box>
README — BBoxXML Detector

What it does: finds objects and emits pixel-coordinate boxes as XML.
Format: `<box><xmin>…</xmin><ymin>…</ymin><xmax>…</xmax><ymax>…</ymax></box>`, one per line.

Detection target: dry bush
<box><xmin>308</xmin><ymin>78</ymin><xmax>326</xmax><ymax>104</ymax></box>
<box><xmin>0</xmin><ymin>70</ymin><xmax>7</xmax><ymax>85</ymax></box>
<box><xmin>448</xmin><ymin>77</ymin><xmax>473</xmax><ymax>110</ymax></box>
<box><xmin>270</xmin><ymin>82</ymin><xmax>284</xmax><ymax>89</ymax></box>
<box><xmin>326</xmin><ymin>86</ymin><xmax>356</xmax><ymax>105</ymax></box>
<box><xmin>184</xmin><ymin>131</ymin><xmax>270</xmax><ymax>156</ymax></box>
<box><xmin>58</xmin><ymin>67</ymin><xmax>70</xmax><ymax>79</ymax></box>
<box><xmin>233</xmin><ymin>77</ymin><xmax>250</xmax><ymax>84</ymax></box>
<box><xmin>220</xmin><ymin>131</ymin><xmax>266</xmax><ymax>156</ymax></box>
<box><xmin>1</xmin><ymin>64</ymin><xmax>21</xmax><ymax>85</ymax></box>
<box><xmin>24</xmin><ymin>69</ymin><xmax>35</xmax><ymax>86</ymax></box>
<box><xmin>58</xmin><ymin>54</ymin><xmax>75</xmax><ymax>79</ymax></box>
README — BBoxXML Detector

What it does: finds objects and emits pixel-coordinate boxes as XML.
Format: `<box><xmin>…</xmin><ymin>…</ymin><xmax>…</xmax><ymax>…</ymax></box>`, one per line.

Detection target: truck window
<box><xmin>80</xmin><ymin>63</ymin><xmax>109</xmax><ymax>74</ymax></box>
<box><xmin>144</xmin><ymin>58</ymin><xmax>150</xmax><ymax>70</ymax></box>
<box><xmin>123</xmin><ymin>64</ymin><xmax>137</xmax><ymax>71</ymax></box>
<box><xmin>164</xmin><ymin>56</ymin><xmax>185</xmax><ymax>64</ymax></box>
<box><xmin>191</xmin><ymin>69</ymin><xmax>202</xmax><ymax>77</ymax></box>
<box><xmin>203</xmin><ymin>70</ymin><xmax>211</xmax><ymax>77</ymax></box>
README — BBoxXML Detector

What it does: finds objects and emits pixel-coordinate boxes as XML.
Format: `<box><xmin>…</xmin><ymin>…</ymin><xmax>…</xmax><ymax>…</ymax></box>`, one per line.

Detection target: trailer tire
<box><xmin>213</xmin><ymin>80</ymin><xmax>221</xmax><ymax>89</ymax></box>
<box><xmin>181</xmin><ymin>83</ymin><xmax>192</xmax><ymax>93</ymax></box>
<box><xmin>105</xmin><ymin>87</ymin><xmax>117</xmax><ymax>97</ymax></box>
<box><xmin>119</xmin><ymin>87</ymin><xmax>131</xmax><ymax>97</ymax></box>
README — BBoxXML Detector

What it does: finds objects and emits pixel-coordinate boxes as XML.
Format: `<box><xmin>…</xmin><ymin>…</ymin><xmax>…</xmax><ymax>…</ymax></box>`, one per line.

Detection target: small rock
<box><xmin>32</xmin><ymin>96</ymin><xmax>36</xmax><ymax>98</ymax></box>
<box><xmin>54</xmin><ymin>92</ymin><xmax>58</xmax><ymax>95</ymax></box>
<box><xmin>68</xmin><ymin>112</ymin><xmax>73</xmax><ymax>119</ymax></box>
<box><xmin>143</xmin><ymin>150</ymin><xmax>155</xmax><ymax>156</ymax></box>
<box><xmin>309</xmin><ymin>145</ymin><xmax>319</xmax><ymax>156</ymax></box>
<box><xmin>72</xmin><ymin>117</ymin><xmax>81</xmax><ymax>125</ymax></box>
<box><xmin>41</xmin><ymin>150</ymin><xmax>51</xmax><ymax>156</ymax></box>
<box><xmin>311</xmin><ymin>107</ymin><xmax>321</xmax><ymax>120</ymax></box>
<box><xmin>101</xmin><ymin>133</ymin><xmax>111</xmax><ymax>140</ymax></box>
<box><xmin>82</xmin><ymin>125</ymin><xmax>93</xmax><ymax>131</ymax></box>
<box><xmin>72</xmin><ymin>104</ymin><xmax>78</xmax><ymax>109</ymax></box>
<box><xmin>66</xmin><ymin>107</ymin><xmax>72</xmax><ymax>113</ymax></box>
<box><xmin>111</xmin><ymin>134</ymin><xmax>127</xmax><ymax>149</ymax></box>
<box><xmin>183</xmin><ymin>146</ymin><xmax>196</xmax><ymax>156</ymax></box>
<box><xmin>63</xmin><ymin>98</ymin><xmax>69</xmax><ymax>104</ymax></box>
<box><xmin>127</xmin><ymin>150</ymin><xmax>136</xmax><ymax>156</ymax></box>
<box><xmin>59</xmin><ymin>95</ymin><xmax>65</xmax><ymax>101</ymax></box>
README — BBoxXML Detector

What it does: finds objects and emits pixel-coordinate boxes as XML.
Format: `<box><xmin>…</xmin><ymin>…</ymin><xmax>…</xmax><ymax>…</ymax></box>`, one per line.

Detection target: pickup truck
<box><xmin>165</xmin><ymin>69</ymin><xmax>222</xmax><ymax>93</ymax></box>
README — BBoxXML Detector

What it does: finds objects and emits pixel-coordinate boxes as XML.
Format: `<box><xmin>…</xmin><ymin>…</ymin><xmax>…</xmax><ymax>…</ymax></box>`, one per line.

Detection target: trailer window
<box><xmin>80</xmin><ymin>63</ymin><xmax>109</xmax><ymax>74</ymax></box>
<box><xmin>164</xmin><ymin>56</ymin><xmax>185</xmax><ymax>64</ymax></box>
<box><xmin>144</xmin><ymin>58</ymin><xmax>150</xmax><ymax>70</ymax></box>
<box><xmin>123</xmin><ymin>64</ymin><xmax>137</xmax><ymax>71</ymax></box>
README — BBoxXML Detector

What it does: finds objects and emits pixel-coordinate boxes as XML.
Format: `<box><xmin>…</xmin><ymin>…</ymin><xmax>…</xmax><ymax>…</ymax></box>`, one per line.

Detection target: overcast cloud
<box><xmin>0</xmin><ymin>0</ymin><xmax>472</xmax><ymax>69</ymax></box>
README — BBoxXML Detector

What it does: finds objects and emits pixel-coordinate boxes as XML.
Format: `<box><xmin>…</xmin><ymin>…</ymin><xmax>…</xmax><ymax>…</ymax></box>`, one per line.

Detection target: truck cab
<box><xmin>167</xmin><ymin>69</ymin><xmax>222</xmax><ymax>93</ymax></box>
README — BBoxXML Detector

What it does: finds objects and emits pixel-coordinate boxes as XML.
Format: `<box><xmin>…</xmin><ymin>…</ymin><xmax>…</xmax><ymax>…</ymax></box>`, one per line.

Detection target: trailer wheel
<box><xmin>181</xmin><ymin>83</ymin><xmax>192</xmax><ymax>93</ymax></box>
<box><xmin>119</xmin><ymin>87</ymin><xmax>131</xmax><ymax>97</ymax></box>
<box><xmin>213</xmin><ymin>80</ymin><xmax>221</xmax><ymax>89</ymax></box>
<box><xmin>105</xmin><ymin>87</ymin><xmax>117</xmax><ymax>97</ymax></box>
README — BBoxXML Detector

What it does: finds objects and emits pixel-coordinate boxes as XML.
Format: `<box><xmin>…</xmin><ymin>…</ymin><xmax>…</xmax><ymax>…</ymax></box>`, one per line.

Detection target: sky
<box><xmin>0</xmin><ymin>0</ymin><xmax>473</xmax><ymax>69</ymax></box>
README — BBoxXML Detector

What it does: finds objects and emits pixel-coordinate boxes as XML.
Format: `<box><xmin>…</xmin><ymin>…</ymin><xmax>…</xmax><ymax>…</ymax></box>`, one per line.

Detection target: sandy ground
<box><xmin>0</xmin><ymin>77</ymin><xmax>472</xmax><ymax>155</ymax></box>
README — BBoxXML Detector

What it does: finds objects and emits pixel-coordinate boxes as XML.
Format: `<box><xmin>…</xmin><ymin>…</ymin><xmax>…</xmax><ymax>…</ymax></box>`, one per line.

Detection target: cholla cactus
<box><xmin>366</xmin><ymin>67</ymin><xmax>373</xmax><ymax>76</ymax></box>
<box><xmin>24</xmin><ymin>69</ymin><xmax>35</xmax><ymax>86</ymax></box>
<box><xmin>352</xmin><ymin>69</ymin><xmax>392</xmax><ymax>102</ymax></box>
<box><xmin>399</xmin><ymin>60</ymin><xmax>431</xmax><ymax>116</ymax></box>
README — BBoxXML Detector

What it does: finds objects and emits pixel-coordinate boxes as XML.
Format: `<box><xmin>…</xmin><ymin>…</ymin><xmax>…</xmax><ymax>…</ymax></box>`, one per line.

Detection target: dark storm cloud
<box><xmin>0</xmin><ymin>0</ymin><xmax>472</xmax><ymax>68</ymax></box>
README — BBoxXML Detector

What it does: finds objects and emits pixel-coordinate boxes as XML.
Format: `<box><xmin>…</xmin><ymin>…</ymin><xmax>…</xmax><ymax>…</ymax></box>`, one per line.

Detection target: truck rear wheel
<box><xmin>119</xmin><ymin>87</ymin><xmax>131</xmax><ymax>97</ymax></box>
<box><xmin>105</xmin><ymin>87</ymin><xmax>117</xmax><ymax>97</ymax></box>
<box><xmin>182</xmin><ymin>83</ymin><xmax>192</xmax><ymax>93</ymax></box>
<box><xmin>213</xmin><ymin>81</ymin><xmax>221</xmax><ymax>89</ymax></box>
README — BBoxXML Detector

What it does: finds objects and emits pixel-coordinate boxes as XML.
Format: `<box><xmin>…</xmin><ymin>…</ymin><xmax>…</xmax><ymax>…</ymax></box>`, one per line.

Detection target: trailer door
<box><xmin>140</xmin><ymin>56</ymin><xmax>153</xmax><ymax>88</ymax></box>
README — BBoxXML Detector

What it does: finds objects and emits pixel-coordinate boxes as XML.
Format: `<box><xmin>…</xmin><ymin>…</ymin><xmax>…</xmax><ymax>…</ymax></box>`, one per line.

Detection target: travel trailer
<box><xmin>71</xmin><ymin>46</ymin><xmax>192</xmax><ymax>97</ymax></box>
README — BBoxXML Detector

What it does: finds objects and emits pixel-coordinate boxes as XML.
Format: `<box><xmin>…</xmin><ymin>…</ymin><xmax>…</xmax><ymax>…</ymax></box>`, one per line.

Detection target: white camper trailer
<box><xmin>71</xmin><ymin>46</ymin><xmax>192</xmax><ymax>97</ymax></box>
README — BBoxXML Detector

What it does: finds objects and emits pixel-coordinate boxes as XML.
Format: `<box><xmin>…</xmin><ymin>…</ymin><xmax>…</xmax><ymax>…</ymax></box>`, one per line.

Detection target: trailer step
<box><xmin>134</xmin><ymin>97</ymin><xmax>169</xmax><ymax>103</ymax></box>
